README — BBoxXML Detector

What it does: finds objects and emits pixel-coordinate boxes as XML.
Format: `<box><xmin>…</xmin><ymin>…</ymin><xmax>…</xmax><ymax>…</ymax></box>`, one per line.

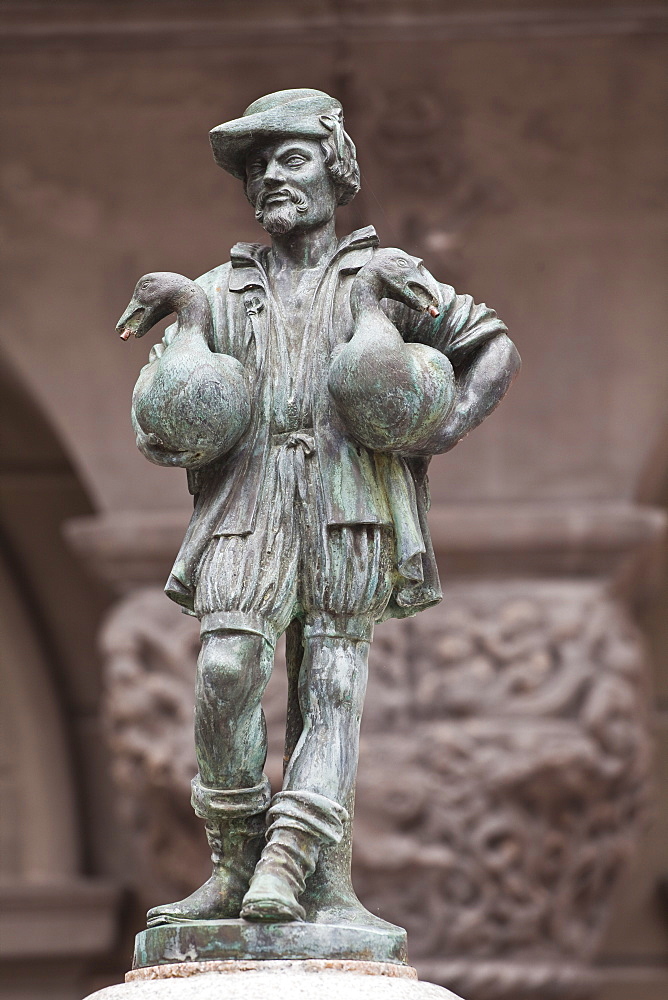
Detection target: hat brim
<box><xmin>209</xmin><ymin>95</ymin><xmax>338</xmax><ymax>180</ymax></box>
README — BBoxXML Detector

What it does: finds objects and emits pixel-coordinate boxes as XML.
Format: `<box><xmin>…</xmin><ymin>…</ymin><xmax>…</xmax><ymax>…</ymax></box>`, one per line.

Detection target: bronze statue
<box><xmin>117</xmin><ymin>88</ymin><xmax>520</xmax><ymax>965</ymax></box>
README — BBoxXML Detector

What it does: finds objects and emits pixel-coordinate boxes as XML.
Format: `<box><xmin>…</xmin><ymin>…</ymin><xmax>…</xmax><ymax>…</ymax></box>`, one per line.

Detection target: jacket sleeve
<box><xmin>386</xmin><ymin>280</ymin><xmax>509</xmax><ymax>363</ymax></box>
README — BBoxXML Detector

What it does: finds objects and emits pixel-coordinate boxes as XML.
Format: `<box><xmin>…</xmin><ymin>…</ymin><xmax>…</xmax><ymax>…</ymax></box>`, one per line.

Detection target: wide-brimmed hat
<box><xmin>209</xmin><ymin>88</ymin><xmax>343</xmax><ymax>180</ymax></box>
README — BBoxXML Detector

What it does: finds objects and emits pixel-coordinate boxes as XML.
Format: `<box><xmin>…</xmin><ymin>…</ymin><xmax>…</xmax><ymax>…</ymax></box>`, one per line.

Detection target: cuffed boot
<box><xmin>240</xmin><ymin>789</ymin><xmax>348</xmax><ymax>923</ymax></box>
<box><xmin>147</xmin><ymin>775</ymin><xmax>270</xmax><ymax>926</ymax></box>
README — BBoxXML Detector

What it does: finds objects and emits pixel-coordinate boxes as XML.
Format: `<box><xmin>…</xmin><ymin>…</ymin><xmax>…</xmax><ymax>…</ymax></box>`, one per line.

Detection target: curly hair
<box><xmin>318</xmin><ymin>111</ymin><xmax>361</xmax><ymax>206</ymax></box>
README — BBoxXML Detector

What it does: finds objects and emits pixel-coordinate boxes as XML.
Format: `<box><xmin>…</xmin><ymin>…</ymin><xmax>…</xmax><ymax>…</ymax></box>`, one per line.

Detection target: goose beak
<box><xmin>116</xmin><ymin>302</ymin><xmax>147</xmax><ymax>341</ymax></box>
<box><xmin>405</xmin><ymin>279</ymin><xmax>440</xmax><ymax>318</ymax></box>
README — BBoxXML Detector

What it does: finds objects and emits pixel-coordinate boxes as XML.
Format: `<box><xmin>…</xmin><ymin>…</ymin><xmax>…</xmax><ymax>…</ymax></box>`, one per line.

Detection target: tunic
<box><xmin>149</xmin><ymin>226</ymin><xmax>507</xmax><ymax>621</ymax></box>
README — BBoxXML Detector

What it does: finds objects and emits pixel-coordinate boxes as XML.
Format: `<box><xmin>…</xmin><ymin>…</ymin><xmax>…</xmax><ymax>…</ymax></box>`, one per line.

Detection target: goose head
<box><xmin>354</xmin><ymin>249</ymin><xmax>441</xmax><ymax>317</ymax></box>
<box><xmin>116</xmin><ymin>272</ymin><xmax>197</xmax><ymax>340</ymax></box>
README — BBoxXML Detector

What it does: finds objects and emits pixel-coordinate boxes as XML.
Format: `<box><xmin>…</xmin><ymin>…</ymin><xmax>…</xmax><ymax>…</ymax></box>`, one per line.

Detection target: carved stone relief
<box><xmin>100</xmin><ymin>579</ymin><xmax>650</xmax><ymax>999</ymax></box>
<box><xmin>357</xmin><ymin>582</ymin><xmax>651</xmax><ymax>998</ymax></box>
<box><xmin>100</xmin><ymin>589</ymin><xmax>203</xmax><ymax>900</ymax></box>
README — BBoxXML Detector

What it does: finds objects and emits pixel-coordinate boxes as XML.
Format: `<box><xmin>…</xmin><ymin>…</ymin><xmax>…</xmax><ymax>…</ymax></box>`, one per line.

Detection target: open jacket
<box><xmin>144</xmin><ymin>226</ymin><xmax>508</xmax><ymax>621</ymax></box>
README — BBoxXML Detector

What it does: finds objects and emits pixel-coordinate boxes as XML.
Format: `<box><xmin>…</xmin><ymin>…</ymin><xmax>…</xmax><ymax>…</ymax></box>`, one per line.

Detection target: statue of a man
<box><xmin>126</xmin><ymin>89</ymin><xmax>520</xmax><ymax>929</ymax></box>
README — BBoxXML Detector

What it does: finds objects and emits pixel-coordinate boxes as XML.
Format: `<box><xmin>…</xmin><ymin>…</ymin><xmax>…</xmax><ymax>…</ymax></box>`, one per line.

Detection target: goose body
<box><xmin>329</xmin><ymin>249</ymin><xmax>456</xmax><ymax>452</ymax></box>
<box><xmin>117</xmin><ymin>272</ymin><xmax>250</xmax><ymax>468</ymax></box>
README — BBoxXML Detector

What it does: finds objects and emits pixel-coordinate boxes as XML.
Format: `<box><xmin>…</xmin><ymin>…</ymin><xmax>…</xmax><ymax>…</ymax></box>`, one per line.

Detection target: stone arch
<box><xmin>0</xmin><ymin>352</ymin><xmax>118</xmax><ymax>998</ymax></box>
<box><xmin>0</xmin><ymin>547</ymin><xmax>80</xmax><ymax>878</ymax></box>
<box><xmin>0</xmin><ymin>350</ymin><xmax>105</xmax><ymax>878</ymax></box>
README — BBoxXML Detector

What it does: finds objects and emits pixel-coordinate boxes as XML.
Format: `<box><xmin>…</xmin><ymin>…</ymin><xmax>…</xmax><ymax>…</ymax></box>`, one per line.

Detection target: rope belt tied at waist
<box><xmin>267</xmin><ymin>430</ymin><xmax>317</xmax><ymax>552</ymax></box>
<box><xmin>271</xmin><ymin>429</ymin><xmax>316</xmax><ymax>455</ymax></box>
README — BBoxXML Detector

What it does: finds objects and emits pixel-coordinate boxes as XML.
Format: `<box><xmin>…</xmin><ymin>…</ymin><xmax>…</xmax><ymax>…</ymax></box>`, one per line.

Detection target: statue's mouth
<box><xmin>264</xmin><ymin>191</ymin><xmax>291</xmax><ymax>205</ymax></box>
<box><xmin>257</xmin><ymin>187</ymin><xmax>309</xmax><ymax>217</ymax></box>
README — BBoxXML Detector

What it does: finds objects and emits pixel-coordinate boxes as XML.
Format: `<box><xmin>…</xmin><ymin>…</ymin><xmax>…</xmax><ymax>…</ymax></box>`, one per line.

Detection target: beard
<box><xmin>259</xmin><ymin>201</ymin><xmax>301</xmax><ymax>236</ymax></box>
<box><xmin>254</xmin><ymin>187</ymin><xmax>309</xmax><ymax>236</ymax></box>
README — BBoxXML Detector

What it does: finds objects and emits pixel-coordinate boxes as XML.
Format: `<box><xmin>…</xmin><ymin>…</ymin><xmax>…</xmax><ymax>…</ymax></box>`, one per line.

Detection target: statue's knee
<box><xmin>196</xmin><ymin>631</ymin><xmax>267</xmax><ymax>710</ymax></box>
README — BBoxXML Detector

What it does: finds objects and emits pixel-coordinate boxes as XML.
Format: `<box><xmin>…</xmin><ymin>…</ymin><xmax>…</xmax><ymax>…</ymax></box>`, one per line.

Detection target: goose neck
<box><xmin>350</xmin><ymin>272</ymin><xmax>386</xmax><ymax>322</ymax></box>
<box><xmin>175</xmin><ymin>287</ymin><xmax>208</xmax><ymax>338</ymax></box>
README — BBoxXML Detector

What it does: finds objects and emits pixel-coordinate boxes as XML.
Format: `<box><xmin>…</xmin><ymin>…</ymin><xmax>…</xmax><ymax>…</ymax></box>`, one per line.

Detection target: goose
<box><xmin>117</xmin><ymin>272</ymin><xmax>250</xmax><ymax>468</ymax></box>
<box><xmin>329</xmin><ymin>249</ymin><xmax>456</xmax><ymax>452</ymax></box>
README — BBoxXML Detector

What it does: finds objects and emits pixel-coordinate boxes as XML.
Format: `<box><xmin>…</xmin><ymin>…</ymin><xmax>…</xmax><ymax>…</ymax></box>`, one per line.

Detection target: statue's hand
<box><xmin>131</xmin><ymin>348</ymin><xmax>251</xmax><ymax>469</ymax></box>
<box><xmin>134</xmin><ymin>425</ymin><xmax>211</xmax><ymax>470</ymax></box>
<box><xmin>144</xmin><ymin>433</ymin><xmax>200</xmax><ymax>465</ymax></box>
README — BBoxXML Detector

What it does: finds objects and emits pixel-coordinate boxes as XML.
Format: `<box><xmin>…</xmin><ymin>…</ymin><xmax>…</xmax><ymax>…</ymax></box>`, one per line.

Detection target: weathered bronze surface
<box><xmin>117</xmin><ymin>88</ymin><xmax>520</xmax><ymax>968</ymax></box>
<box><xmin>134</xmin><ymin>920</ymin><xmax>407</xmax><ymax>969</ymax></box>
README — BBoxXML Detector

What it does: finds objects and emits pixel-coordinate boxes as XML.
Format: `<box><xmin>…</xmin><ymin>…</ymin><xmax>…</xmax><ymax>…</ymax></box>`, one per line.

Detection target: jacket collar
<box><xmin>229</xmin><ymin>225</ymin><xmax>379</xmax><ymax>291</ymax></box>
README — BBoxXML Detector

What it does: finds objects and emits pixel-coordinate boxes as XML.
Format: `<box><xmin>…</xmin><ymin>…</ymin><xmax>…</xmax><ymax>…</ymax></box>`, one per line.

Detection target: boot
<box><xmin>147</xmin><ymin>775</ymin><xmax>270</xmax><ymax>926</ymax></box>
<box><xmin>240</xmin><ymin>789</ymin><xmax>347</xmax><ymax>923</ymax></box>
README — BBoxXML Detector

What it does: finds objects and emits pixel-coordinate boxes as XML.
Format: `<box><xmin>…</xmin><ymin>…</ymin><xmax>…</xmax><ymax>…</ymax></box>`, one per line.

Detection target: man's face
<box><xmin>245</xmin><ymin>137</ymin><xmax>337</xmax><ymax>236</ymax></box>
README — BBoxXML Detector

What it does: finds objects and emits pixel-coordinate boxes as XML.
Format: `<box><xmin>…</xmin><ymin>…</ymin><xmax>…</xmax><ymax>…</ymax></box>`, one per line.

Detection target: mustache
<box><xmin>254</xmin><ymin>186</ymin><xmax>309</xmax><ymax>218</ymax></box>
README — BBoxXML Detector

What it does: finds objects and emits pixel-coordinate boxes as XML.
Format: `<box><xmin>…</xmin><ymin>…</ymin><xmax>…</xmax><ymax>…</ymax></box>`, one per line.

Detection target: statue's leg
<box><xmin>285</xmin><ymin>628</ymin><xmax>371</xmax><ymax>801</ymax></box>
<box><xmin>148</xmin><ymin>475</ymin><xmax>298</xmax><ymax>925</ymax></box>
<box><xmin>147</xmin><ymin>628</ymin><xmax>273</xmax><ymax>926</ymax></box>
<box><xmin>241</xmin><ymin>524</ymin><xmax>394</xmax><ymax>922</ymax></box>
<box><xmin>240</xmin><ymin>629</ymin><xmax>369</xmax><ymax>922</ymax></box>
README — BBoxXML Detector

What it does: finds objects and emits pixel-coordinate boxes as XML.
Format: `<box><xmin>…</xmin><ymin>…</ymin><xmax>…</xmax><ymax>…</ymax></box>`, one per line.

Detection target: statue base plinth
<box><xmin>133</xmin><ymin>918</ymin><xmax>408</xmax><ymax>969</ymax></box>
<box><xmin>84</xmin><ymin>959</ymin><xmax>467</xmax><ymax>999</ymax></box>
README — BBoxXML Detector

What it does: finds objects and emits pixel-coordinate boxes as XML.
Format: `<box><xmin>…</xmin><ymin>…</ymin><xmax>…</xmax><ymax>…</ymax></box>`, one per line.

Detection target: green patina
<box><xmin>117</xmin><ymin>87</ymin><xmax>520</xmax><ymax>968</ymax></box>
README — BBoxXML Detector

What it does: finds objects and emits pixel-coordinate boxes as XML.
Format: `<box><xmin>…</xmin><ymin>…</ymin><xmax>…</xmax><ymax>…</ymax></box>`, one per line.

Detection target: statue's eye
<box><xmin>141</xmin><ymin>279</ymin><xmax>151</xmax><ymax>290</ymax></box>
<box><xmin>396</xmin><ymin>259</ymin><xmax>409</xmax><ymax>269</ymax></box>
<box><xmin>286</xmin><ymin>155</ymin><xmax>306</xmax><ymax>167</ymax></box>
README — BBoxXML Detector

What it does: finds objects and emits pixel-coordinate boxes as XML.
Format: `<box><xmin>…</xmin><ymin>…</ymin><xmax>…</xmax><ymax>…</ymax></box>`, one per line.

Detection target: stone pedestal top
<box><xmin>84</xmin><ymin>961</ymin><xmax>466</xmax><ymax>999</ymax></box>
<box><xmin>128</xmin><ymin>959</ymin><xmax>417</xmax><ymax>980</ymax></box>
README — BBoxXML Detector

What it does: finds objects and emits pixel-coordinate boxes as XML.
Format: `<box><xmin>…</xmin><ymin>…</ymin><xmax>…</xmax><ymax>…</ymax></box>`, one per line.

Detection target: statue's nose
<box><xmin>263</xmin><ymin>157</ymin><xmax>287</xmax><ymax>185</ymax></box>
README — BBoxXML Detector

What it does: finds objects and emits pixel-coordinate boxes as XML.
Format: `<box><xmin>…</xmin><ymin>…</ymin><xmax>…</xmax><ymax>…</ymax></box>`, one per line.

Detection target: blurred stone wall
<box><xmin>0</xmin><ymin>3</ymin><xmax>666</xmax><ymax>999</ymax></box>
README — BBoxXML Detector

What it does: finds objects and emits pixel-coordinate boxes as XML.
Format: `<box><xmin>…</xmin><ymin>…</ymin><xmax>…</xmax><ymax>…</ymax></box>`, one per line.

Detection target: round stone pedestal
<box><xmin>84</xmin><ymin>960</ymin><xmax>466</xmax><ymax>999</ymax></box>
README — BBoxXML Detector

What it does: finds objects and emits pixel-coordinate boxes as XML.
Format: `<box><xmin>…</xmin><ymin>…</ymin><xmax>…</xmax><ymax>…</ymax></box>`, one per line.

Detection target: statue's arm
<box><xmin>409</xmin><ymin>331</ymin><xmax>520</xmax><ymax>455</ymax></box>
<box><xmin>386</xmin><ymin>278</ymin><xmax>520</xmax><ymax>455</ymax></box>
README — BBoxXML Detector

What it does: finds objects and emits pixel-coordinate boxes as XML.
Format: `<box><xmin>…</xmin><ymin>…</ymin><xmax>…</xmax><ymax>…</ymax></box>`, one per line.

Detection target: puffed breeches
<box><xmin>191</xmin><ymin>434</ymin><xmax>395</xmax><ymax>811</ymax></box>
<box><xmin>194</xmin><ymin>433</ymin><xmax>395</xmax><ymax>643</ymax></box>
